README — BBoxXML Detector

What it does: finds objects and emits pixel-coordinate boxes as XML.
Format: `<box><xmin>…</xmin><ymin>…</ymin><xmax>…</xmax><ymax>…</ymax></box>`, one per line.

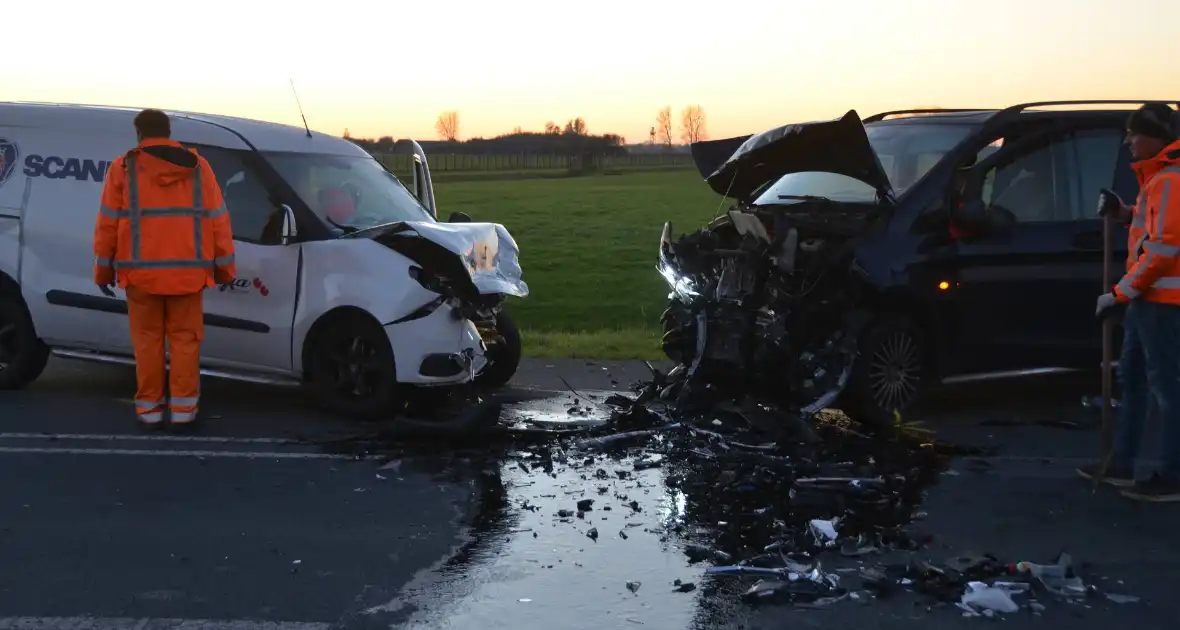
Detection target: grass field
<box><xmin>430</xmin><ymin>169</ymin><xmax>724</xmax><ymax>359</ymax></box>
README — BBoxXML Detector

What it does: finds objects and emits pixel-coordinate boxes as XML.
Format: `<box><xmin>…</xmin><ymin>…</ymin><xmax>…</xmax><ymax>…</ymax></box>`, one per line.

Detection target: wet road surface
<box><xmin>1</xmin><ymin>358</ymin><xmax>1178</xmax><ymax>629</ymax></box>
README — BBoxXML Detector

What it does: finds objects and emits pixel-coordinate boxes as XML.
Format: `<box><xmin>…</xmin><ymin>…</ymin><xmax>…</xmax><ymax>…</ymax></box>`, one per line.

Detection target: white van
<box><xmin>0</xmin><ymin>102</ymin><xmax>528</xmax><ymax>418</ymax></box>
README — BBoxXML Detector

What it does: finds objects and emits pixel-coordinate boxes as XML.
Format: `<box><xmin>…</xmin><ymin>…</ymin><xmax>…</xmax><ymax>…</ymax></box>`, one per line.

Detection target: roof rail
<box><xmin>863</xmin><ymin>108</ymin><xmax>992</xmax><ymax>123</ymax></box>
<box><xmin>988</xmin><ymin>100</ymin><xmax>1180</xmax><ymax>128</ymax></box>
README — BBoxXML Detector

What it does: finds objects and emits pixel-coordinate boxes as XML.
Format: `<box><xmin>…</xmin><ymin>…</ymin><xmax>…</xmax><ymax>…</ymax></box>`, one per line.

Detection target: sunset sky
<box><xmin>3</xmin><ymin>0</ymin><xmax>1176</xmax><ymax>143</ymax></box>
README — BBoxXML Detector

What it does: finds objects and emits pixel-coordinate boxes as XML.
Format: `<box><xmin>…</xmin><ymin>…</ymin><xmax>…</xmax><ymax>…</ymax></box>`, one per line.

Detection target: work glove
<box><xmin>1095</xmin><ymin>292</ymin><xmax>1119</xmax><ymax>318</ymax></box>
<box><xmin>95</xmin><ymin>269</ymin><xmax>116</xmax><ymax>297</ymax></box>
<box><xmin>1096</xmin><ymin>188</ymin><xmax>1130</xmax><ymax>221</ymax></box>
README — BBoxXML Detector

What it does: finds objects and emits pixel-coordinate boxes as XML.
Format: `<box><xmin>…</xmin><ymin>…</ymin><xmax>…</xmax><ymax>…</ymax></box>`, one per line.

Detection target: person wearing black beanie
<box><xmin>1082</xmin><ymin>103</ymin><xmax>1180</xmax><ymax>502</ymax></box>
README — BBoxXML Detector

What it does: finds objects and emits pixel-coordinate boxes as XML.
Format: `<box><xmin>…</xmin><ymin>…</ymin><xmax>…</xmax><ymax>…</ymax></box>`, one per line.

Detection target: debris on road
<box><xmin>313</xmin><ymin>372</ymin><xmax>1136</xmax><ymax>620</ymax></box>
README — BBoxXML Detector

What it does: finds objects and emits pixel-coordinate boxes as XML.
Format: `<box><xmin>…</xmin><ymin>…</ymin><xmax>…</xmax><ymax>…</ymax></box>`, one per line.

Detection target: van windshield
<box><xmin>263</xmin><ymin>151</ymin><xmax>434</xmax><ymax>233</ymax></box>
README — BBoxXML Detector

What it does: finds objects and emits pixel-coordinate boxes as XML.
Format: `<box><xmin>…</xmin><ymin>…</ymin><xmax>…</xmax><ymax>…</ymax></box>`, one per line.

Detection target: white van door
<box><xmin>190</xmin><ymin>144</ymin><xmax>299</xmax><ymax>375</ymax></box>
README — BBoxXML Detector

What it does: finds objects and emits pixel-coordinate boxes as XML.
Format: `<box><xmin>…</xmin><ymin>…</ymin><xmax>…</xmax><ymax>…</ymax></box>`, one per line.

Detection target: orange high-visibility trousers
<box><xmin>125</xmin><ymin>285</ymin><xmax>204</xmax><ymax>424</ymax></box>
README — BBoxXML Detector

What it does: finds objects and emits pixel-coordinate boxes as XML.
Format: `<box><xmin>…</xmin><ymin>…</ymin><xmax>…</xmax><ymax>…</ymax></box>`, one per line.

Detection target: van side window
<box><xmin>190</xmin><ymin>145</ymin><xmax>278</xmax><ymax>244</ymax></box>
<box><xmin>1069</xmin><ymin>128</ymin><xmax>1125</xmax><ymax>219</ymax></box>
<box><xmin>980</xmin><ymin>136</ymin><xmax>1069</xmax><ymax>223</ymax></box>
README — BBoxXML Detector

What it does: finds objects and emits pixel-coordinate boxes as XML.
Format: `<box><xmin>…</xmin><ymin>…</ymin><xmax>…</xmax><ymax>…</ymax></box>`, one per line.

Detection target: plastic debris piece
<box><xmin>627</xmin><ymin>581</ymin><xmax>642</xmax><ymax>594</ymax></box>
<box><xmin>959</xmin><ymin>581</ymin><xmax>1019</xmax><ymax>614</ymax></box>
<box><xmin>577</xmin><ymin>499</ymin><xmax>594</xmax><ymax>511</ymax></box>
<box><xmin>808</xmin><ymin>519</ymin><xmax>839</xmax><ymax>545</ymax></box>
<box><xmin>1105</xmin><ymin>593</ymin><xmax>1140</xmax><ymax>604</ymax></box>
<box><xmin>674</xmin><ymin>582</ymin><xmax>697</xmax><ymax>593</ymax></box>
<box><xmin>587</xmin><ymin>527</ymin><xmax>599</xmax><ymax>541</ymax></box>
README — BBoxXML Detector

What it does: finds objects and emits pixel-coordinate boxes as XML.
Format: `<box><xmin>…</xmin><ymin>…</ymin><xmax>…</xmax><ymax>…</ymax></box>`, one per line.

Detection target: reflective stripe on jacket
<box><xmin>93</xmin><ymin>138</ymin><xmax>236</xmax><ymax>295</ymax></box>
<box><xmin>1115</xmin><ymin>138</ymin><xmax>1180</xmax><ymax>305</ymax></box>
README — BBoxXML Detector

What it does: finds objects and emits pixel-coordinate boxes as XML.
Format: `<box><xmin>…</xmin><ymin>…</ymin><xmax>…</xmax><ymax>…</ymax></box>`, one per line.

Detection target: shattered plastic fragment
<box><xmin>808</xmin><ymin>519</ymin><xmax>839</xmax><ymax>545</ymax></box>
<box><xmin>626</xmin><ymin>581</ymin><xmax>642</xmax><ymax>594</ymax></box>
<box><xmin>959</xmin><ymin>581</ymin><xmax>1019</xmax><ymax>614</ymax></box>
<box><xmin>1105</xmin><ymin>593</ymin><xmax>1140</xmax><ymax>604</ymax></box>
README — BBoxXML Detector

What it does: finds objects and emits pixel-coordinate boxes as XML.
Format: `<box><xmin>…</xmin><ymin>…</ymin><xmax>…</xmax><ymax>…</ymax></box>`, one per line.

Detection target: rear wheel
<box><xmin>475</xmin><ymin>311</ymin><xmax>522</xmax><ymax>388</ymax></box>
<box><xmin>0</xmin><ymin>285</ymin><xmax>50</xmax><ymax>390</ymax></box>
<box><xmin>307</xmin><ymin>312</ymin><xmax>402</xmax><ymax>420</ymax></box>
<box><xmin>841</xmin><ymin>315</ymin><xmax>925</xmax><ymax>427</ymax></box>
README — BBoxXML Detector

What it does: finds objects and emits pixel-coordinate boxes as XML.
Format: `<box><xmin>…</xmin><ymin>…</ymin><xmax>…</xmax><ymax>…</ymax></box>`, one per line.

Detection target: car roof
<box><xmin>0</xmin><ymin>101</ymin><xmax>370</xmax><ymax>157</ymax></box>
<box><xmin>866</xmin><ymin>108</ymin><xmax>1136</xmax><ymax>127</ymax></box>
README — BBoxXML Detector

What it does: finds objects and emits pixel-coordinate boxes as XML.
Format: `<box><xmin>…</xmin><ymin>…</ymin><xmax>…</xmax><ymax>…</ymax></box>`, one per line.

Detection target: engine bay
<box><xmin>658</xmin><ymin>203</ymin><xmax>876</xmax><ymax>415</ymax></box>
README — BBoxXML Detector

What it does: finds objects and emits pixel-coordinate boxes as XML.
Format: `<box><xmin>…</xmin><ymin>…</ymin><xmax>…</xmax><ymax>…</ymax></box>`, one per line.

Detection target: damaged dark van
<box><xmin>657</xmin><ymin>101</ymin><xmax>1178</xmax><ymax>426</ymax></box>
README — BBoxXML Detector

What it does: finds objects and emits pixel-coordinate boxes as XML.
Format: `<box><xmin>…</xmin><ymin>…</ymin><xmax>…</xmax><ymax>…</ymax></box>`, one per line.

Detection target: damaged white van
<box><xmin>0</xmin><ymin>102</ymin><xmax>528</xmax><ymax>418</ymax></box>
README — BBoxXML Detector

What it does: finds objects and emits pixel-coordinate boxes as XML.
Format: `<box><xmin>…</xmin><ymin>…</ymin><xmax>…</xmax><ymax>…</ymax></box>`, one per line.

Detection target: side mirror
<box><xmin>448</xmin><ymin>211</ymin><xmax>472</xmax><ymax>223</ymax></box>
<box><xmin>279</xmin><ymin>204</ymin><xmax>298</xmax><ymax>245</ymax></box>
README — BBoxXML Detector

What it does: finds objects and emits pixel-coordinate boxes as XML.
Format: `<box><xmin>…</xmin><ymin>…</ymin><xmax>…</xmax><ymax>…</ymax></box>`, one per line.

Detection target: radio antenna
<box><xmin>289</xmin><ymin>78</ymin><xmax>313</xmax><ymax>138</ymax></box>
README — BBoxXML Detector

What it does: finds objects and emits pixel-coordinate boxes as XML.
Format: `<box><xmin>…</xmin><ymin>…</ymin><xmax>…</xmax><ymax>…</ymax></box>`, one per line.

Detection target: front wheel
<box><xmin>307</xmin><ymin>312</ymin><xmax>402</xmax><ymax>420</ymax></box>
<box><xmin>840</xmin><ymin>315</ymin><xmax>926</xmax><ymax>427</ymax></box>
<box><xmin>475</xmin><ymin>311</ymin><xmax>522</xmax><ymax>388</ymax></box>
<box><xmin>0</xmin><ymin>286</ymin><xmax>50</xmax><ymax>391</ymax></box>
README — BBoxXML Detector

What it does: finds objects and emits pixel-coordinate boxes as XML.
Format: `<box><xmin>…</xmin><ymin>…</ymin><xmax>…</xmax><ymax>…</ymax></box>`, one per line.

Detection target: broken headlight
<box><xmin>409</xmin><ymin>265</ymin><xmax>455</xmax><ymax>297</ymax></box>
<box><xmin>658</xmin><ymin>221</ymin><xmax>701</xmax><ymax>302</ymax></box>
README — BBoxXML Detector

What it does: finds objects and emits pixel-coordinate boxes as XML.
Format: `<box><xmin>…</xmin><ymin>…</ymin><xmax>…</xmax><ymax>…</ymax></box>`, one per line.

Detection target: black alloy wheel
<box><xmin>0</xmin><ymin>320</ymin><xmax>16</xmax><ymax>372</ymax></box>
<box><xmin>842</xmin><ymin>315</ymin><xmax>925</xmax><ymax>427</ymax></box>
<box><xmin>0</xmin><ymin>287</ymin><xmax>50</xmax><ymax>390</ymax></box>
<box><xmin>867</xmin><ymin>330</ymin><xmax>922</xmax><ymax>416</ymax></box>
<box><xmin>330</xmin><ymin>336</ymin><xmax>386</xmax><ymax>399</ymax></box>
<box><xmin>309</xmin><ymin>313</ymin><xmax>401</xmax><ymax>420</ymax></box>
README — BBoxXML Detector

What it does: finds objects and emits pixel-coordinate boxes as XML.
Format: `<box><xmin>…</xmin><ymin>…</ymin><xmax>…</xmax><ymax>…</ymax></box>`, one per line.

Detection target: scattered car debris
<box><xmin>315</xmin><ymin>373</ymin><xmax>1135</xmax><ymax>620</ymax></box>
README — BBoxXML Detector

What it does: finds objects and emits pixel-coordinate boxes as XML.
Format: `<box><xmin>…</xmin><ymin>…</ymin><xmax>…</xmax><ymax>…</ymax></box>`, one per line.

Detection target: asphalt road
<box><xmin>1</xmin><ymin>358</ymin><xmax>1178</xmax><ymax>630</ymax></box>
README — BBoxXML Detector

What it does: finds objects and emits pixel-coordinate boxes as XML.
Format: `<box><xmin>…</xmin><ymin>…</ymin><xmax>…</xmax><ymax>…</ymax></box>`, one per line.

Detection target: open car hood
<box><xmin>690</xmin><ymin>109</ymin><xmax>893</xmax><ymax>201</ymax></box>
<box><xmin>398</xmin><ymin>221</ymin><xmax>530</xmax><ymax>297</ymax></box>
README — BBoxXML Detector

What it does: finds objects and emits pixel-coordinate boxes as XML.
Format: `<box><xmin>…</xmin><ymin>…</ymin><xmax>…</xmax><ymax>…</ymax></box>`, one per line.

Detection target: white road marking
<box><xmin>0</xmin><ymin>618</ymin><xmax>329</xmax><ymax>630</ymax></box>
<box><xmin>0</xmin><ymin>433</ymin><xmax>292</xmax><ymax>444</ymax></box>
<box><xmin>0</xmin><ymin>447</ymin><xmax>356</xmax><ymax>460</ymax></box>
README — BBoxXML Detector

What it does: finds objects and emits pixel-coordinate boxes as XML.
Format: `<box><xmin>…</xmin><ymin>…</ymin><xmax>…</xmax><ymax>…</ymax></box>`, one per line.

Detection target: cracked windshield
<box><xmin>3</xmin><ymin>1</ymin><xmax>1177</xmax><ymax>629</ymax></box>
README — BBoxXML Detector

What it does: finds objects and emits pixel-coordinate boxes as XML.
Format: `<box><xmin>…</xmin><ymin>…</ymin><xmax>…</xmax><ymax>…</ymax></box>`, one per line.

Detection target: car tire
<box><xmin>0</xmin><ymin>285</ymin><xmax>50</xmax><ymax>391</ymax></box>
<box><xmin>476</xmin><ymin>310</ymin><xmax>522</xmax><ymax>388</ymax></box>
<box><xmin>306</xmin><ymin>311</ymin><xmax>402</xmax><ymax>421</ymax></box>
<box><xmin>841</xmin><ymin>314</ymin><xmax>925</xmax><ymax>427</ymax></box>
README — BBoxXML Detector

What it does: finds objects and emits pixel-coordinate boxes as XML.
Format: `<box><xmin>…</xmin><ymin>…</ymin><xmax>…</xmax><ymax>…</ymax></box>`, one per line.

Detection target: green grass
<box><xmin>431</xmin><ymin>170</ymin><xmax>724</xmax><ymax>359</ymax></box>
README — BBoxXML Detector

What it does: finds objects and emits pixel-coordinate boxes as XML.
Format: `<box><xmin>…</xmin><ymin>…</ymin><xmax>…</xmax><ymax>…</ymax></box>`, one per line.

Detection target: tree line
<box><xmin>343</xmin><ymin>105</ymin><xmax>710</xmax><ymax>156</ymax></box>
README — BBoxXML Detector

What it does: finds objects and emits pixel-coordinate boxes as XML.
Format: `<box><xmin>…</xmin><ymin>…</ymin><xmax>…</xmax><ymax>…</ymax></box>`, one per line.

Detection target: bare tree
<box><xmin>544</xmin><ymin>121</ymin><xmax>561</xmax><ymax>135</ymax></box>
<box><xmin>512</xmin><ymin>126</ymin><xmax>524</xmax><ymax>134</ymax></box>
<box><xmin>435</xmin><ymin>111</ymin><xmax>460</xmax><ymax>141</ymax></box>
<box><xmin>563</xmin><ymin>117</ymin><xmax>588</xmax><ymax>135</ymax></box>
<box><xmin>679</xmin><ymin>105</ymin><xmax>707</xmax><ymax>144</ymax></box>
<box><xmin>656</xmin><ymin>106</ymin><xmax>673</xmax><ymax>149</ymax></box>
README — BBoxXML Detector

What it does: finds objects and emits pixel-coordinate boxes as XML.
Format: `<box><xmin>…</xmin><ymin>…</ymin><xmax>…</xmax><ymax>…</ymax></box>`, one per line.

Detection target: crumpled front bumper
<box><xmin>384</xmin><ymin>301</ymin><xmax>489</xmax><ymax>385</ymax></box>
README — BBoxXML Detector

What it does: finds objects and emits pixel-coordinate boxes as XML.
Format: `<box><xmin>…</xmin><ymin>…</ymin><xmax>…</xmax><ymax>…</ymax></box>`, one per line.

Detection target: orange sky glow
<box><xmin>3</xmin><ymin>0</ymin><xmax>1177</xmax><ymax>144</ymax></box>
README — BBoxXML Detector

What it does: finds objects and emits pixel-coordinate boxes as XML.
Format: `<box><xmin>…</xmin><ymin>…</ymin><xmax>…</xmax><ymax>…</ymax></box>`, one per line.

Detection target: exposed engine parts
<box><xmin>655</xmin><ymin>206</ymin><xmax>871</xmax><ymax>422</ymax></box>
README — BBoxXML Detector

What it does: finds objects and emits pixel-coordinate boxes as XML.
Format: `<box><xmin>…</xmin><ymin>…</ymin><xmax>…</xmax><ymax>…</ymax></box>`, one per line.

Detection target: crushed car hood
<box><xmin>691</xmin><ymin>109</ymin><xmax>893</xmax><ymax>201</ymax></box>
<box><xmin>395</xmin><ymin>221</ymin><xmax>529</xmax><ymax>297</ymax></box>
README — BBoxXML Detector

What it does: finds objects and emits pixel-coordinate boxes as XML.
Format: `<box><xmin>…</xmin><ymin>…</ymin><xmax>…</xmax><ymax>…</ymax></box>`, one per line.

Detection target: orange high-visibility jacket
<box><xmin>1115</xmin><ymin>138</ymin><xmax>1180</xmax><ymax>305</ymax></box>
<box><xmin>93</xmin><ymin>138</ymin><xmax>235</xmax><ymax>295</ymax></box>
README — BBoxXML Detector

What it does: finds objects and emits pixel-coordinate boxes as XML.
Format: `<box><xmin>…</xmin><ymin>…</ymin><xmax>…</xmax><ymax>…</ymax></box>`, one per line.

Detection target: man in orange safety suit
<box><xmin>1081</xmin><ymin>103</ymin><xmax>1180</xmax><ymax>501</ymax></box>
<box><xmin>93</xmin><ymin>109</ymin><xmax>236</xmax><ymax>430</ymax></box>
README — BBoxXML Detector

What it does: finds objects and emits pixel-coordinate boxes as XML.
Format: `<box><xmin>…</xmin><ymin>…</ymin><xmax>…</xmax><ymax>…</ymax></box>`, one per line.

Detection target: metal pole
<box><xmin>1093</xmin><ymin>213</ymin><xmax>1116</xmax><ymax>492</ymax></box>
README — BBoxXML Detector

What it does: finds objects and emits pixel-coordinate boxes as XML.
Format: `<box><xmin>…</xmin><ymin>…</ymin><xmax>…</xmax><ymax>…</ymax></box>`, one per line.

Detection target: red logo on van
<box><xmin>252</xmin><ymin>278</ymin><xmax>269</xmax><ymax>297</ymax></box>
